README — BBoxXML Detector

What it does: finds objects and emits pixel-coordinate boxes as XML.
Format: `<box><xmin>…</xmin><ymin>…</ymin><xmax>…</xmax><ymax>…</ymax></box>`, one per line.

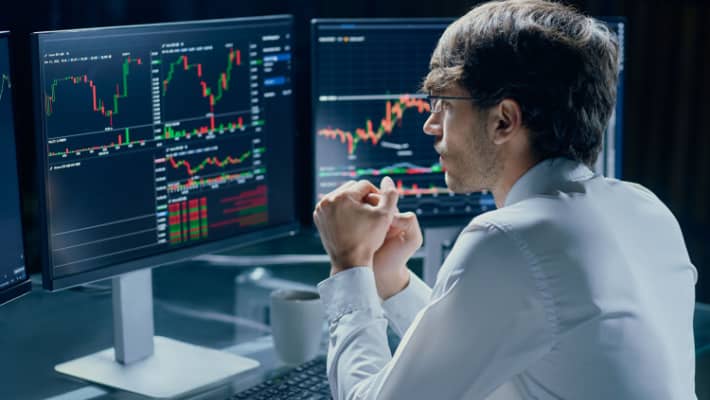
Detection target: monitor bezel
<box><xmin>0</xmin><ymin>279</ymin><xmax>32</xmax><ymax>307</ymax></box>
<box><xmin>31</xmin><ymin>16</ymin><xmax>300</xmax><ymax>291</ymax></box>
<box><xmin>0</xmin><ymin>30</ymin><xmax>32</xmax><ymax>304</ymax></box>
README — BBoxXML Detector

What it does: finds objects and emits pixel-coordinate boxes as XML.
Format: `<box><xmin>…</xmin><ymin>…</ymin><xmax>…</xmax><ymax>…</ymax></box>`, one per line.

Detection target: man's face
<box><xmin>423</xmin><ymin>83</ymin><xmax>499</xmax><ymax>193</ymax></box>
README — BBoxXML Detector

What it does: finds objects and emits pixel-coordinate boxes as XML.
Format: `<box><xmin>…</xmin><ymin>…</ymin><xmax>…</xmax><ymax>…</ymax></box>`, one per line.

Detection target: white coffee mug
<box><xmin>270</xmin><ymin>289</ymin><xmax>324</xmax><ymax>365</ymax></box>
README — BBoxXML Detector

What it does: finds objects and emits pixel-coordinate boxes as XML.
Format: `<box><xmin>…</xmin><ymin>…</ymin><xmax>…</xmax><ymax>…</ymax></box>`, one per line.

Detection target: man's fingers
<box><xmin>348</xmin><ymin>180</ymin><xmax>380</xmax><ymax>200</ymax></box>
<box><xmin>318</xmin><ymin>180</ymin><xmax>358</xmax><ymax>208</ymax></box>
<box><xmin>365</xmin><ymin>193</ymin><xmax>380</xmax><ymax>207</ymax></box>
<box><xmin>376</xmin><ymin>176</ymin><xmax>399</xmax><ymax>211</ymax></box>
<box><xmin>331</xmin><ymin>180</ymin><xmax>357</xmax><ymax>197</ymax></box>
<box><xmin>380</xmin><ymin>176</ymin><xmax>395</xmax><ymax>191</ymax></box>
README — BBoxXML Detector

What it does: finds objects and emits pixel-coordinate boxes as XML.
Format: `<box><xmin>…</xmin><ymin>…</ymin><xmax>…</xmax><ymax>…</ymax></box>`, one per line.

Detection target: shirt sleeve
<box><xmin>381</xmin><ymin>270</ymin><xmax>431</xmax><ymax>336</ymax></box>
<box><xmin>317</xmin><ymin>221</ymin><xmax>559</xmax><ymax>400</ymax></box>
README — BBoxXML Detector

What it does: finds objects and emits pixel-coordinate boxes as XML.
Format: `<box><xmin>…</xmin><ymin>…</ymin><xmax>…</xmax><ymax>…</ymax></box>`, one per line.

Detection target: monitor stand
<box><xmin>55</xmin><ymin>268</ymin><xmax>259</xmax><ymax>399</ymax></box>
<box><xmin>422</xmin><ymin>226</ymin><xmax>463</xmax><ymax>286</ymax></box>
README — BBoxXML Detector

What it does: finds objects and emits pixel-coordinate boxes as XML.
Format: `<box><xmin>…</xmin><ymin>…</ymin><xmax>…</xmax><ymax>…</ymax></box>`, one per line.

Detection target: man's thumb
<box><xmin>378</xmin><ymin>176</ymin><xmax>399</xmax><ymax>211</ymax></box>
<box><xmin>391</xmin><ymin>211</ymin><xmax>416</xmax><ymax>230</ymax></box>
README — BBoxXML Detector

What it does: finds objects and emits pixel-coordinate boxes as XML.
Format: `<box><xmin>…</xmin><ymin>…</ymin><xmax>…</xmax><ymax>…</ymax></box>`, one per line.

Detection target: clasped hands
<box><xmin>313</xmin><ymin>177</ymin><xmax>423</xmax><ymax>300</ymax></box>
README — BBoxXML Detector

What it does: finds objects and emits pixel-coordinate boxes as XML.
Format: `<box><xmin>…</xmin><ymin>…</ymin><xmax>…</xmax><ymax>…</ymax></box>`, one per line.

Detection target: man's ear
<box><xmin>489</xmin><ymin>99</ymin><xmax>523</xmax><ymax>145</ymax></box>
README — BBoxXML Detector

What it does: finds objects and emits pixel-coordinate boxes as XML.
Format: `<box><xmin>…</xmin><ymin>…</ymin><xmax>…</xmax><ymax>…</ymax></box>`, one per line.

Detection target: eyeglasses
<box><xmin>427</xmin><ymin>94</ymin><xmax>476</xmax><ymax>113</ymax></box>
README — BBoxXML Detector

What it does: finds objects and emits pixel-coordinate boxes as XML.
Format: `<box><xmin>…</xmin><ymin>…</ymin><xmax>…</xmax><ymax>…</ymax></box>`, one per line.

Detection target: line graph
<box><xmin>166</xmin><ymin>167</ymin><xmax>265</xmax><ymax>194</ymax></box>
<box><xmin>164</xmin><ymin>136</ymin><xmax>264</xmax><ymax>192</ymax></box>
<box><xmin>396</xmin><ymin>190</ymin><xmax>496</xmax><ymax>216</ymax></box>
<box><xmin>318</xmin><ymin>161</ymin><xmax>443</xmax><ymax>179</ymax></box>
<box><xmin>162</xmin><ymin>115</ymin><xmax>251</xmax><ymax>140</ymax></box>
<box><xmin>394</xmin><ymin>178</ymin><xmax>449</xmax><ymax>196</ymax></box>
<box><xmin>317</xmin><ymin>95</ymin><xmax>429</xmax><ymax>155</ymax></box>
<box><xmin>166</xmin><ymin>150</ymin><xmax>252</xmax><ymax>177</ymax></box>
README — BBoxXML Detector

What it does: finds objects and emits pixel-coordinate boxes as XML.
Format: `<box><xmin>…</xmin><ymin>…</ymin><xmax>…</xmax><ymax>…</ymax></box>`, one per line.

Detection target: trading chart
<box><xmin>36</xmin><ymin>17</ymin><xmax>295</xmax><ymax>273</ymax></box>
<box><xmin>312</xmin><ymin>20</ymin><xmax>495</xmax><ymax>217</ymax></box>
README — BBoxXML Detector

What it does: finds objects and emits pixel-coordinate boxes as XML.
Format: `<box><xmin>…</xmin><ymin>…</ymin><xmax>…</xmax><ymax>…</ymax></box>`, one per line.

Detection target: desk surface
<box><xmin>2</xmin><ymin>231</ymin><xmax>709</xmax><ymax>399</ymax></box>
<box><xmin>0</xmin><ymin>232</ymin><xmax>340</xmax><ymax>400</ymax></box>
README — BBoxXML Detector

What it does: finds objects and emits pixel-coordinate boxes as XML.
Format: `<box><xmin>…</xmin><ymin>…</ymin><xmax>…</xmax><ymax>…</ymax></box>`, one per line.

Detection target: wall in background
<box><xmin>1</xmin><ymin>0</ymin><xmax>707</xmax><ymax>299</ymax></box>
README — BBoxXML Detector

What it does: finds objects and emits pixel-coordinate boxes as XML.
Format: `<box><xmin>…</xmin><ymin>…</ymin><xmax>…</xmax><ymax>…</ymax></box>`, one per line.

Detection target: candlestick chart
<box><xmin>312</xmin><ymin>20</ymin><xmax>495</xmax><ymax>217</ymax></box>
<box><xmin>35</xmin><ymin>18</ymin><xmax>295</xmax><ymax>274</ymax></box>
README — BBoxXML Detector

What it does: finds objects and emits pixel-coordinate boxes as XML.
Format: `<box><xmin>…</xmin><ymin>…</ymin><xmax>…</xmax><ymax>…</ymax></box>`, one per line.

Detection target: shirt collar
<box><xmin>503</xmin><ymin>157</ymin><xmax>596</xmax><ymax>207</ymax></box>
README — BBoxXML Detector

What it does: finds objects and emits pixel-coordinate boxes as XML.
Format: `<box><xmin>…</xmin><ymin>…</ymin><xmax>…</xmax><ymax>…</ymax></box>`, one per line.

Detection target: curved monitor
<box><xmin>0</xmin><ymin>31</ymin><xmax>31</xmax><ymax>306</ymax></box>
<box><xmin>32</xmin><ymin>16</ymin><xmax>297</xmax><ymax>290</ymax></box>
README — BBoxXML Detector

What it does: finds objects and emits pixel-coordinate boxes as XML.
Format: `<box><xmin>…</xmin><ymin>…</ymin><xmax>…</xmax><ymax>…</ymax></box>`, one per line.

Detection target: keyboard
<box><xmin>231</xmin><ymin>356</ymin><xmax>332</xmax><ymax>400</ymax></box>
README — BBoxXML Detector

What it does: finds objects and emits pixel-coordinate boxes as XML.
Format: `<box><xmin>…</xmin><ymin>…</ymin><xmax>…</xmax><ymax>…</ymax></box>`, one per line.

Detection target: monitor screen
<box><xmin>311</xmin><ymin>19</ymin><xmax>492</xmax><ymax>220</ymax></box>
<box><xmin>33</xmin><ymin>16</ymin><xmax>297</xmax><ymax>290</ymax></box>
<box><xmin>311</xmin><ymin>18</ymin><xmax>624</xmax><ymax>221</ymax></box>
<box><xmin>595</xmin><ymin>17</ymin><xmax>625</xmax><ymax>179</ymax></box>
<box><xmin>0</xmin><ymin>32</ymin><xmax>30</xmax><ymax>305</ymax></box>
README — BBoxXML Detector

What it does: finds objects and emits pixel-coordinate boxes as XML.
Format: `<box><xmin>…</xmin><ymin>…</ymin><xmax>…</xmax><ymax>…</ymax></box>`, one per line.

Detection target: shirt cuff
<box><xmin>317</xmin><ymin>267</ymin><xmax>384</xmax><ymax>324</ymax></box>
<box><xmin>381</xmin><ymin>270</ymin><xmax>431</xmax><ymax>335</ymax></box>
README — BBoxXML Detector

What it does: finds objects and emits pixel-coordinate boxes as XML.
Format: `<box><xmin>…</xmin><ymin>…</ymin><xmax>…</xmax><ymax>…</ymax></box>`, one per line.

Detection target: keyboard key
<box><xmin>303</xmin><ymin>395</ymin><xmax>327</xmax><ymax>400</ymax></box>
<box><xmin>232</xmin><ymin>356</ymin><xmax>330</xmax><ymax>400</ymax></box>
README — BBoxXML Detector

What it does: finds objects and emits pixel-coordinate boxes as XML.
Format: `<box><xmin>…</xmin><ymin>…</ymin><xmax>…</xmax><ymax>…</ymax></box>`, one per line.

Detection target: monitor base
<box><xmin>55</xmin><ymin>336</ymin><xmax>259</xmax><ymax>399</ymax></box>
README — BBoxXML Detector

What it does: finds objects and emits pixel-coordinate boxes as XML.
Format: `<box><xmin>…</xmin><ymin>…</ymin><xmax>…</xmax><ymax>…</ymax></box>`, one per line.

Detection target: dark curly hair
<box><xmin>423</xmin><ymin>0</ymin><xmax>620</xmax><ymax>166</ymax></box>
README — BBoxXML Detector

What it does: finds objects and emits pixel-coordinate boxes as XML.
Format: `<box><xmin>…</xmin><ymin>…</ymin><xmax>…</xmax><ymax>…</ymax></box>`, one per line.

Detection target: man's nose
<box><xmin>423</xmin><ymin>112</ymin><xmax>442</xmax><ymax>137</ymax></box>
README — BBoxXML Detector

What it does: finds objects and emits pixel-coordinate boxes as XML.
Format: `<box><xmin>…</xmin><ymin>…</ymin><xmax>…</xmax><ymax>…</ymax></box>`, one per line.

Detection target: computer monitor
<box><xmin>32</xmin><ymin>16</ymin><xmax>296</xmax><ymax>397</ymax></box>
<box><xmin>595</xmin><ymin>17</ymin><xmax>625</xmax><ymax>180</ymax></box>
<box><xmin>0</xmin><ymin>31</ymin><xmax>31</xmax><ymax>307</ymax></box>
<box><xmin>311</xmin><ymin>18</ymin><xmax>624</xmax><ymax>222</ymax></box>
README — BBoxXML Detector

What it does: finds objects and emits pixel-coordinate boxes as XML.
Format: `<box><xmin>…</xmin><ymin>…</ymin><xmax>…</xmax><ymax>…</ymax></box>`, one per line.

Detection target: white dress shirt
<box><xmin>317</xmin><ymin>158</ymin><xmax>698</xmax><ymax>400</ymax></box>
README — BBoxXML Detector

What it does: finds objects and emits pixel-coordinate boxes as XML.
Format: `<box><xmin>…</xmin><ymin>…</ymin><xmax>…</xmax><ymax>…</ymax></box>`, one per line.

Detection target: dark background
<box><xmin>2</xmin><ymin>0</ymin><xmax>708</xmax><ymax>301</ymax></box>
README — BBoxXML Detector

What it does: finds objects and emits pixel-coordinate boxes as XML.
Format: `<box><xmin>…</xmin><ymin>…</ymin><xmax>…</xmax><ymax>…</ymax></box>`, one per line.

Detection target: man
<box><xmin>312</xmin><ymin>1</ymin><xmax>697</xmax><ymax>399</ymax></box>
